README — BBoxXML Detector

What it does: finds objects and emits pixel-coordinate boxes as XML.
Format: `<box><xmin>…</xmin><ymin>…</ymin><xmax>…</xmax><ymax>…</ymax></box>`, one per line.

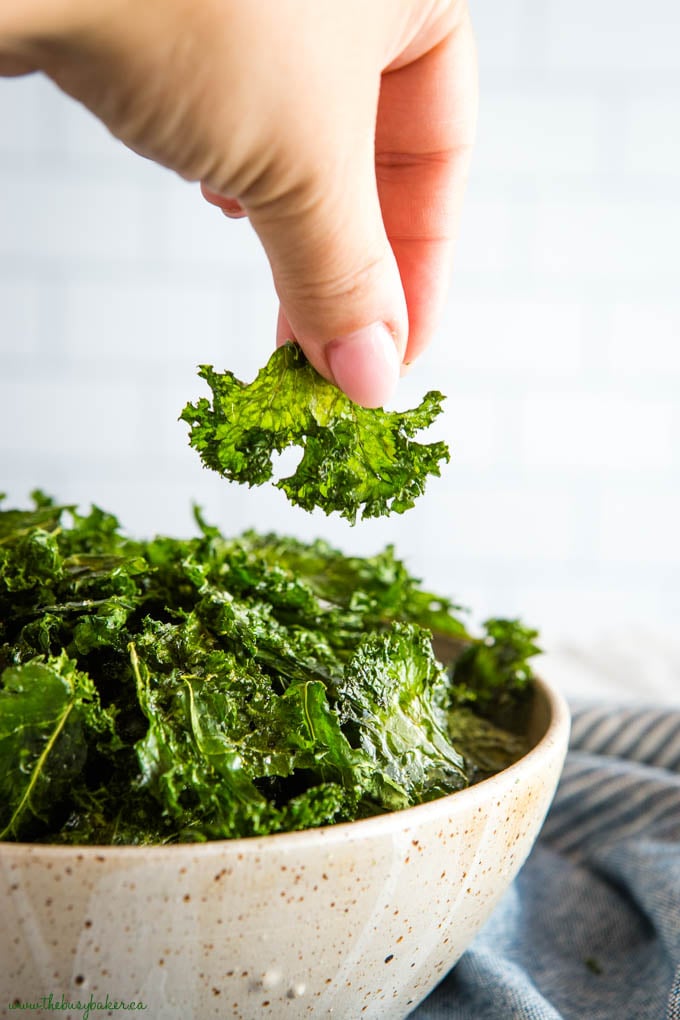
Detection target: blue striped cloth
<box><xmin>414</xmin><ymin>705</ymin><xmax>680</xmax><ymax>1020</ymax></box>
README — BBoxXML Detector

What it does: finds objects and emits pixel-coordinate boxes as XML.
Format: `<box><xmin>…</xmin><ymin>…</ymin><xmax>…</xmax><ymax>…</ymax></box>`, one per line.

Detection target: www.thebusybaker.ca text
<box><xmin>8</xmin><ymin>992</ymin><xmax>148</xmax><ymax>1019</ymax></box>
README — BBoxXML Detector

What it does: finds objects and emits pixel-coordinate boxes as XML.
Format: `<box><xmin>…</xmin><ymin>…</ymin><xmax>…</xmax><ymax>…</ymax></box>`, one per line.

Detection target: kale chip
<box><xmin>0</xmin><ymin>494</ymin><xmax>536</xmax><ymax>844</ymax></box>
<box><xmin>180</xmin><ymin>342</ymin><xmax>449</xmax><ymax>523</ymax></box>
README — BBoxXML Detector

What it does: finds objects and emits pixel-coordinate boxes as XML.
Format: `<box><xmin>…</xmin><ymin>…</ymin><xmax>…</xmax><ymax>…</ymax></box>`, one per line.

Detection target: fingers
<box><xmin>276</xmin><ymin>305</ymin><xmax>401</xmax><ymax>408</ymax></box>
<box><xmin>206</xmin><ymin>3</ymin><xmax>476</xmax><ymax>402</ymax></box>
<box><xmin>376</xmin><ymin>6</ymin><xmax>477</xmax><ymax>366</ymax></box>
<box><xmin>3</xmin><ymin>0</ymin><xmax>476</xmax><ymax>409</ymax></box>
<box><xmin>201</xmin><ymin>185</ymin><xmax>247</xmax><ymax>219</ymax></box>
<box><xmin>238</xmin><ymin>112</ymin><xmax>408</xmax><ymax>408</ymax></box>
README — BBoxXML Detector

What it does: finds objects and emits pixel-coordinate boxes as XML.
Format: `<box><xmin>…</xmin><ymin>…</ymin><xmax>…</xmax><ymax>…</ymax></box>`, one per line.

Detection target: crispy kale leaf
<box><xmin>337</xmin><ymin>625</ymin><xmax>467</xmax><ymax>807</ymax></box>
<box><xmin>0</xmin><ymin>653</ymin><xmax>116</xmax><ymax>841</ymax></box>
<box><xmin>0</xmin><ymin>494</ymin><xmax>538</xmax><ymax>844</ymax></box>
<box><xmin>446</xmin><ymin>708</ymin><xmax>530</xmax><ymax>784</ymax></box>
<box><xmin>180</xmin><ymin>342</ymin><xmax>450</xmax><ymax>523</ymax></box>
<box><xmin>449</xmin><ymin>618</ymin><xmax>541</xmax><ymax>731</ymax></box>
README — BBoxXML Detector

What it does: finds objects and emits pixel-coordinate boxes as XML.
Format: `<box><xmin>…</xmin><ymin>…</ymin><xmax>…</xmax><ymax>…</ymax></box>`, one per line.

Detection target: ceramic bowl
<box><xmin>0</xmin><ymin>675</ymin><xmax>569</xmax><ymax>1020</ymax></box>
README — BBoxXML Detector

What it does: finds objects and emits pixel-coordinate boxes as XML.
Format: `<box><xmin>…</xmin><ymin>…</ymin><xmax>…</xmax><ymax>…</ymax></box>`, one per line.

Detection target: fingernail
<box><xmin>327</xmin><ymin>323</ymin><xmax>400</xmax><ymax>408</ymax></box>
<box><xmin>220</xmin><ymin>199</ymin><xmax>247</xmax><ymax>219</ymax></box>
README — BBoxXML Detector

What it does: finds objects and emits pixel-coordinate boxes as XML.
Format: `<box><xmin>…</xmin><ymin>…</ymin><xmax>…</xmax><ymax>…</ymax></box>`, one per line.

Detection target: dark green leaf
<box><xmin>181</xmin><ymin>342</ymin><xmax>450</xmax><ymax>523</ymax></box>
<box><xmin>338</xmin><ymin>624</ymin><xmax>468</xmax><ymax>806</ymax></box>
<box><xmin>446</xmin><ymin>707</ymin><xmax>530</xmax><ymax>782</ymax></box>
<box><xmin>0</xmin><ymin>653</ymin><xmax>115</xmax><ymax>840</ymax></box>
<box><xmin>449</xmin><ymin>618</ymin><xmax>540</xmax><ymax>730</ymax></box>
<box><xmin>0</xmin><ymin>495</ymin><xmax>538</xmax><ymax>844</ymax></box>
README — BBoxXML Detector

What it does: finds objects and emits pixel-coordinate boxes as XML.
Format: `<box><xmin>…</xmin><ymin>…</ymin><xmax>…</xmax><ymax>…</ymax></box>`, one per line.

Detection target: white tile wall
<box><xmin>521</xmin><ymin>392</ymin><xmax>675</xmax><ymax>472</ymax></box>
<box><xmin>474</xmin><ymin>92</ymin><xmax>603</xmax><ymax>178</ymax></box>
<box><xmin>1</xmin><ymin>3</ymin><xmax>679</xmax><ymax>699</ymax></box>
<box><xmin>440</xmin><ymin>300</ymin><xmax>585</xmax><ymax>378</ymax></box>
<box><xmin>598</xmin><ymin>488</ymin><xmax>680</xmax><ymax>565</ymax></box>
<box><xmin>608</xmin><ymin>304</ymin><xmax>680</xmax><ymax>379</ymax></box>
<box><xmin>545</xmin><ymin>0</ymin><xmax>679</xmax><ymax>72</ymax></box>
<box><xmin>625</xmin><ymin>93</ymin><xmax>680</xmax><ymax>178</ymax></box>
<box><xmin>532</xmin><ymin>193</ymin><xmax>680</xmax><ymax>279</ymax></box>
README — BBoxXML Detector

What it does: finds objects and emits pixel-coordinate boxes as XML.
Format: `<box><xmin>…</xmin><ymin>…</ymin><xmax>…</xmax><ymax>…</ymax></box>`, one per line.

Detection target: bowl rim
<box><xmin>0</xmin><ymin>675</ymin><xmax>570</xmax><ymax>859</ymax></box>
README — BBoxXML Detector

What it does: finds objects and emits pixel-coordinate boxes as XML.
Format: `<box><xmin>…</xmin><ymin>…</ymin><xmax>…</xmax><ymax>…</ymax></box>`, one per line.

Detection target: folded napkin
<box><xmin>414</xmin><ymin>705</ymin><xmax>680</xmax><ymax>1020</ymax></box>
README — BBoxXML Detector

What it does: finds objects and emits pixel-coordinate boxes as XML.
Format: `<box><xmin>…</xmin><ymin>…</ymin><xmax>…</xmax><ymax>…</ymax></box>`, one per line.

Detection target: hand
<box><xmin>0</xmin><ymin>0</ymin><xmax>477</xmax><ymax>407</ymax></box>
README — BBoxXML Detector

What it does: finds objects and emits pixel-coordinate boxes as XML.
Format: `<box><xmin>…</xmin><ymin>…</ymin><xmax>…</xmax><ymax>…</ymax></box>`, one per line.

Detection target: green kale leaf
<box><xmin>0</xmin><ymin>652</ymin><xmax>116</xmax><ymax>840</ymax></box>
<box><xmin>446</xmin><ymin>707</ymin><xmax>530</xmax><ymax>783</ymax></box>
<box><xmin>180</xmin><ymin>342</ymin><xmax>450</xmax><ymax>523</ymax></box>
<box><xmin>448</xmin><ymin>618</ymin><xmax>541</xmax><ymax>731</ymax></box>
<box><xmin>0</xmin><ymin>494</ymin><xmax>539</xmax><ymax>845</ymax></box>
<box><xmin>337</xmin><ymin>624</ymin><xmax>467</xmax><ymax>808</ymax></box>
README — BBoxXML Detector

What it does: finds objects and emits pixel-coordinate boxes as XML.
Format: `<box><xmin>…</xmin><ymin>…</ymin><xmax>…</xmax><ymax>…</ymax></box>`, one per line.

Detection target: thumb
<box><xmin>205</xmin><ymin>144</ymin><xmax>407</xmax><ymax>409</ymax></box>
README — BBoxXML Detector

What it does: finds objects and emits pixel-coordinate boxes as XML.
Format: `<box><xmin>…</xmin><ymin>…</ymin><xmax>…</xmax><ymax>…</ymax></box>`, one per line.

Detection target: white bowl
<box><xmin>0</xmin><ymin>675</ymin><xmax>569</xmax><ymax>1019</ymax></box>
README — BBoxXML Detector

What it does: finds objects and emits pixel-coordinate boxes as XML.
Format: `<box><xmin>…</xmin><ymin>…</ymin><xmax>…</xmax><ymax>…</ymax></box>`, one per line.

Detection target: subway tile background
<box><xmin>1</xmin><ymin>1</ymin><xmax>679</xmax><ymax>699</ymax></box>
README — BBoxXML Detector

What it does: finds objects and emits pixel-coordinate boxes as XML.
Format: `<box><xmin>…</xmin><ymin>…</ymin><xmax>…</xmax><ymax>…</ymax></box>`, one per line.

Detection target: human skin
<box><xmin>0</xmin><ymin>0</ymin><xmax>477</xmax><ymax>407</ymax></box>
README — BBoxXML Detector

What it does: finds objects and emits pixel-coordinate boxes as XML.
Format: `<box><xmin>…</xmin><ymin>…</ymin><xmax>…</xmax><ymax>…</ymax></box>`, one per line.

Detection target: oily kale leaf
<box><xmin>446</xmin><ymin>708</ymin><xmax>530</xmax><ymax>784</ymax></box>
<box><xmin>180</xmin><ymin>342</ymin><xmax>450</xmax><ymax>523</ymax></box>
<box><xmin>448</xmin><ymin>618</ymin><xmax>541</xmax><ymax>732</ymax></box>
<box><xmin>0</xmin><ymin>653</ymin><xmax>116</xmax><ymax>841</ymax></box>
<box><xmin>0</xmin><ymin>494</ymin><xmax>538</xmax><ymax>844</ymax></box>
<box><xmin>130</xmin><ymin>638</ymin><xmax>369</xmax><ymax>839</ymax></box>
<box><xmin>337</xmin><ymin>624</ymin><xmax>467</xmax><ymax>807</ymax></box>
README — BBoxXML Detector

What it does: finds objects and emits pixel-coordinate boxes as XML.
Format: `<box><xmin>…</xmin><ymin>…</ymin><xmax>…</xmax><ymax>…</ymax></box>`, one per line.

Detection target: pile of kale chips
<box><xmin>0</xmin><ymin>347</ymin><xmax>539</xmax><ymax>845</ymax></box>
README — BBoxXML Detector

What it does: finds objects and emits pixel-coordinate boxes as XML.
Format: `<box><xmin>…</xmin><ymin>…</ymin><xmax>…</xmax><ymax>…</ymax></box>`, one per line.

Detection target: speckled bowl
<box><xmin>0</xmin><ymin>675</ymin><xmax>568</xmax><ymax>1020</ymax></box>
